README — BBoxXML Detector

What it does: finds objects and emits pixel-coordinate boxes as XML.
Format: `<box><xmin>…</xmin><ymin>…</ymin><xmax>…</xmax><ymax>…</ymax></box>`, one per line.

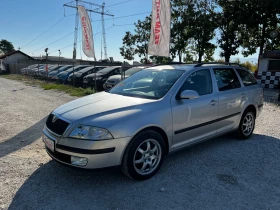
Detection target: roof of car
<box><xmin>147</xmin><ymin>62</ymin><xmax>245</xmax><ymax>71</ymax></box>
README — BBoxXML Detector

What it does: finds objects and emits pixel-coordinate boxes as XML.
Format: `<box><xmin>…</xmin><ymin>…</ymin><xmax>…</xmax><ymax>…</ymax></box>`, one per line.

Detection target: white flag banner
<box><xmin>78</xmin><ymin>6</ymin><xmax>96</xmax><ymax>60</ymax></box>
<box><xmin>148</xmin><ymin>0</ymin><xmax>171</xmax><ymax>57</ymax></box>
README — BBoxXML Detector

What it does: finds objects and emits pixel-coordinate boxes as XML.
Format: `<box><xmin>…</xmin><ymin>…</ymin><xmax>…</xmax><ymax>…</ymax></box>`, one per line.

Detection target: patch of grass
<box><xmin>41</xmin><ymin>83</ymin><xmax>95</xmax><ymax>96</ymax></box>
<box><xmin>1</xmin><ymin>74</ymin><xmax>95</xmax><ymax>97</ymax></box>
<box><xmin>1</xmin><ymin>74</ymin><xmax>28</xmax><ymax>81</ymax></box>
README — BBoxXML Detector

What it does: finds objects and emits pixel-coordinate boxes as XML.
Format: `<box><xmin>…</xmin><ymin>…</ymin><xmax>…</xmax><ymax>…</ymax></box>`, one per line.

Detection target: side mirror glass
<box><xmin>179</xmin><ymin>90</ymin><xmax>199</xmax><ymax>100</ymax></box>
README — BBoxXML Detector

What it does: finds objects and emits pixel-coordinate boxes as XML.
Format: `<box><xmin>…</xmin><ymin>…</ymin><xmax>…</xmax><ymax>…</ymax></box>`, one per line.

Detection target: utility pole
<box><xmin>63</xmin><ymin>0</ymin><xmax>114</xmax><ymax>60</ymax></box>
<box><xmin>101</xmin><ymin>3</ymin><xmax>108</xmax><ymax>60</ymax></box>
<box><xmin>101</xmin><ymin>34</ymin><xmax>103</xmax><ymax>60</ymax></box>
<box><xmin>73</xmin><ymin>0</ymin><xmax>78</xmax><ymax>60</ymax></box>
<box><xmin>58</xmin><ymin>50</ymin><xmax>61</xmax><ymax>66</ymax></box>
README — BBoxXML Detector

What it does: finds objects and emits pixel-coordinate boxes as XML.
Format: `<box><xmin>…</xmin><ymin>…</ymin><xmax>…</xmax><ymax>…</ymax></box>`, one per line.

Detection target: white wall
<box><xmin>4</xmin><ymin>53</ymin><xmax>28</xmax><ymax>64</ymax></box>
<box><xmin>258</xmin><ymin>58</ymin><xmax>268</xmax><ymax>72</ymax></box>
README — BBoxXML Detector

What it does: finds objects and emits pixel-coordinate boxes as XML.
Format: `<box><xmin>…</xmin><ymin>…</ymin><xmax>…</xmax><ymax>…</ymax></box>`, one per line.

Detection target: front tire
<box><xmin>238</xmin><ymin>110</ymin><xmax>255</xmax><ymax>139</ymax></box>
<box><xmin>121</xmin><ymin>130</ymin><xmax>166</xmax><ymax>180</ymax></box>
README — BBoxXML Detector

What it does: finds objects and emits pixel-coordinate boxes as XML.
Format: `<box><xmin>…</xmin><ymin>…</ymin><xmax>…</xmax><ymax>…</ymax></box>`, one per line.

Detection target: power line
<box><xmin>107</xmin><ymin>0</ymin><xmax>135</xmax><ymax>7</ymax></box>
<box><xmin>114</xmin><ymin>23</ymin><xmax>135</xmax><ymax>26</ymax></box>
<box><xmin>21</xmin><ymin>17</ymin><xmax>65</xmax><ymax>49</ymax></box>
<box><xmin>29</xmin><ymin>31</ymin><xmax>75</xmax><ymax>54</ymax></box>
<box><xmin>91</xmin><ymin>11</ymin><xmax>151</xmax><ymax>23</ymax></box>
<box><xmin>48</xmin><ymin>25</ymin><xmax>114</xmax><ymax>54</ymax></box>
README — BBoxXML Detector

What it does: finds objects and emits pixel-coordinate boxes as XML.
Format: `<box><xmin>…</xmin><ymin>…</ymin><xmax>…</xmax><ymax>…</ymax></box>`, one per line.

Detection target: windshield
<box><xmin>78</xmin><ymin>66</ymin><xmax>96</xmax><ymax>73</ymax></box>
<box><xmin>98</xmin><ymin>66</ymin><xmax>119</xmax><ymax>74</ymax></box>
<box><xmin>49</xmin><ymin>66</ymin><xmax>61</xmax><ymax>71</ymax></box>
<box><xmin>125</xmin><ymin>67</ymin><xmax>145</xmax><ymax>76</ymax></box>
<box><xmin>109</xmin><ymin>69</ymin><xmax>184</xmax><ymax>99</ymax></box>
<box><xmin>58</xmin><ymin>66</ymin><xmax>72</xmax><ymax>71</ymax></box>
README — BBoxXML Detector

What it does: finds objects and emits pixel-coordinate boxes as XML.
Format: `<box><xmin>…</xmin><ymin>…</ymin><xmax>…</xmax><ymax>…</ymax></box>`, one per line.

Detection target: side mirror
<box><xmin>179</xmin><ymin>90</ymin><xmax>199</xmax><ymax>100</ymax></box>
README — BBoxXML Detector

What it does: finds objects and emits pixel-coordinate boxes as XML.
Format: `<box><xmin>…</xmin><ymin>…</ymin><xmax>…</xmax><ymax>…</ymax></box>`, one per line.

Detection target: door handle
<box><xmin>241</xmin><ymin>93</ymin><xmax>246</xmax><ymax>98</ymax></box>
<box><xmin>210</xmin><ymin>99</ymin><xmax>217</xmax><ymax>106</ymax></box>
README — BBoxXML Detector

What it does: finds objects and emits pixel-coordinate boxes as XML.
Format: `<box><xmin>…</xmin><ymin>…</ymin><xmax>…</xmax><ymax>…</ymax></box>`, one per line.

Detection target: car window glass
<box><xmin>236</xmin><ymin>69</ymin><xmax>258</xmax><ymax>86</ymax></box>
<box><xmin>115</xmin><ymin>68</ymin><xmax>120</xmax><ymax>74</ymax></box>
<box><xmin>179</xmin><ymin>69</ymin><xmax>212</xmax><ymax>96</ymax></box>
<box><xmin>110</xmin><ymin>69</ymin><xmax>184</xmax><ymax>99</ymax></box>
<box><xmin>214</xmin><ymin>68</ymin><xmax>241</xmax><ymax>91</ymax></box>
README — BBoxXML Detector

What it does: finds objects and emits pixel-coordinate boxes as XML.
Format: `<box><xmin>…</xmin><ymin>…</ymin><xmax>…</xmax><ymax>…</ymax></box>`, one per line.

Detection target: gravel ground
<box><xmin>0</xmin><ymin>77</ymin><xmax>280</xmax><ymax>210</ymax></box>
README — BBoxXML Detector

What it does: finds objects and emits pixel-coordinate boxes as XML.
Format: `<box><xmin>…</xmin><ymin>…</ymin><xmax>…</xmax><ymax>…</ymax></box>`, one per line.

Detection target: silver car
<box><xmin>42</xmin><ymin>63</ymin><xmax>264</xmax><ymax>180</ymax></box>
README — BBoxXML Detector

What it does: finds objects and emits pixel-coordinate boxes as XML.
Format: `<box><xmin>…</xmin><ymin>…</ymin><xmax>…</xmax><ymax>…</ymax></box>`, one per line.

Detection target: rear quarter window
<box><xmin>236</xmin><ymin>69</ymin><xmax>258</xmax><ymax>86</ymax></box>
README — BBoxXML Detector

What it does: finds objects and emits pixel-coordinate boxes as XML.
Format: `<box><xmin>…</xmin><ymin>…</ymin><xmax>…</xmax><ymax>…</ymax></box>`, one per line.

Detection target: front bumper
<box><xmin>43</xmin><ymin>127</ymin><xmax>131</xmax><ymax>169</ymax></box>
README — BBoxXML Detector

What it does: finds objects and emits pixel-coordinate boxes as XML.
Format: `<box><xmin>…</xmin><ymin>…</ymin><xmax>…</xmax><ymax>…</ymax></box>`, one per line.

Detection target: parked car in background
<box><xmin>22</xmin><ymin>64</ymin><xmax>45</xmax><ymax>75</ymax></box>
<box><xmin>67</xmin><ymin>66</ymin><xmax>106</xmax><ymax>87</ymax></box>
<box><xmin>39</xmin><ymin>65</ymin><xmax>60</xmax><ymax>77</ymax></box>
<box><xmin>103</xmin><ymin>66</ymin><xmax>147</xmax><ymax>90</ymax></box>
<box><xmin>21</xmin><ymin>64</ymin><xmax>38</xmax><ymax>74</ymax></box>
<box><xmin>29</xmin><ymin>64</ymin><xmax>55</xmax><ymax>76</ymax></box>
<box><xmin>83</xmin><ymin>66</ymin><xmax>130</xmax><ymax>90</ymax></box>
<box><xmin>42</xmin><ymin>63</ymin><xmax>263</xmax><ymax>180</ymax></box>
<box><xmin>48</xmin><ymin>65</ymin><xmax>73</xmax><ymax>80</ymax></box>
<box><xmin>57</xmin><ymin>65</ymin><xmax>91</xmax><ymax>84</ymax></box>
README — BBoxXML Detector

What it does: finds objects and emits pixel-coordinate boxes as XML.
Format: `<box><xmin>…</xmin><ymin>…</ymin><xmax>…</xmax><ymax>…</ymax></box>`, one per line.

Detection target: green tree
<box><xmin>119</xmin><ymin>32</ymin><xmax>136</xmax><ymax>60</ymax></box>
<box><xmin>170</xmin><ymin>0</ymin><xmax>196</xmax><ymax>62</ymax></box>
<box><xmin>239</xmin><ymin>0</ymin><xmax>280</xmax><ymax>56</ymax></box>
<box><xmin>216</xmin><ymin>0</ymin><xmax>243</xmax><ymax>62</ymax></box>
<box><xmin>0</xmin><ymin>39</ymin><xmax>15</xmax><ymax>55</ymax></box>
<box><xmin>149</xmin><ymin>56</ymin><xmax>173</xmax><ymax>64</ymax></box>
<box><xmin>190</xmin><ymin>0</ymin><xmax>217</xmax><ymax>62</ymax></box>
<box><xmin>119</xmin><ymin>15</ymin><xmax>152</xmax><ymax>63</ymax></box>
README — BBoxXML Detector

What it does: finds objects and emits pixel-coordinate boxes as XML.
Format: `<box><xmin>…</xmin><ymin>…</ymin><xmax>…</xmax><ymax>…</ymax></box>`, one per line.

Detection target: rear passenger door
<box><xmin>213</xmin><ymin>67</ymin><xmax>245</xmax><ymax>134</ymax></box>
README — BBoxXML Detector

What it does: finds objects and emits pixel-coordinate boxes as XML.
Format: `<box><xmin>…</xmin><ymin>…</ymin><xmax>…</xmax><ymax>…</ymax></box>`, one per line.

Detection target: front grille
<box><xmin>46</xmin><ymin>114</ymin><xmax>69</xmax><ymax>136</ymax></box>
<box><xmin>46</xmin><ymin>147</ymin><xmax>71</xmax><ymax>164</ymax></box>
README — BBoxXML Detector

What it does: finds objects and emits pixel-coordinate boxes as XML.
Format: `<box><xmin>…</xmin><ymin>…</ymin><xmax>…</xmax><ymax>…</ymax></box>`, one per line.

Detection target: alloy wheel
<box><xmin>133</xmin><ymin>139</ymin><xmax>162</xmax><ymax>175</ymax></box>
<box><xmin>242</xmin><ymin>113</ymin><xmax>255</xmax><ymax>136</ymax></box>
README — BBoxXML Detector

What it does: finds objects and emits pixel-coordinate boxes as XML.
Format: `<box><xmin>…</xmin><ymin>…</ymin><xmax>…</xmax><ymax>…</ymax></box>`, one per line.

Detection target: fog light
<box><xmin>71</xmin><ymin>156</ymin><xmax>88</xmax><ymax>166</ymax></box>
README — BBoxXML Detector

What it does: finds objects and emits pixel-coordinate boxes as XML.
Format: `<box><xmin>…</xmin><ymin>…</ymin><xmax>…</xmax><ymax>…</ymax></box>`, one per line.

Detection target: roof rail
<box><xmin>194</xmin><ymin>62</ymin><xmax>242</xmax><ymax>67</ymax></box>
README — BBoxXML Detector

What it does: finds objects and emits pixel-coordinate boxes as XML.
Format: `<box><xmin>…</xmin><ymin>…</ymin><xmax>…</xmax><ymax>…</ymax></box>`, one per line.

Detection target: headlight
<box><xmin>69</xmin><ymin>125</ymin><xmax>113</xmax><ymax>140</ymax></box>
<box><xmin>93</xmin><ymin>77</ymin><xmax>102</xmax><ymax>80</ymax></box>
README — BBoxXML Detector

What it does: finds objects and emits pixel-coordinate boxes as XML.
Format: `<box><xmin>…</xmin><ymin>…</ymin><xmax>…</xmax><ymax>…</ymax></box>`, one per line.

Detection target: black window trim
<box><xmin>236</xmin><ymin>68</ymin><xmax>258</xmax><ymax>87</ymax></box>
<box><xmin>176</xmin><ymin>68</ymin><xmax>213</xmax><ymax>99</ymax></box>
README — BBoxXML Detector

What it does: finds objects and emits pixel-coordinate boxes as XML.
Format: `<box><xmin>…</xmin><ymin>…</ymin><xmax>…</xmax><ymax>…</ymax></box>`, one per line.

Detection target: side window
<box><xmin>214</xmin><ymin>68</ymin><xmax>241</xmax><ymax>91</ymax></box>
<box><xmin>180</xmin><ymin>69</ymin><xmax>212</xmax><ymax>96</ymax></box>
<box><xmin>114</xmin><ymin>68</ymin><xmax>120</xmax><ymax>74</ymax></box>
<box><xmin>236</xmin><ymin>69</ymin><xmax>258</xmax><ymax>86</ymax></box>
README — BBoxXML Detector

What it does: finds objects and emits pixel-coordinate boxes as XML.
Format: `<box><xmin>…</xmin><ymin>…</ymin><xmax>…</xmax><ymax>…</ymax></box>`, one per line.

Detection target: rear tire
<box><xmin>237</xmin><ymin>110</ymin><xmax>255</xmax><ymax>139</ymax></box>
<box><xmin>121</xmin><ymin>130</ymin><xmax>166</xmax><ymax>180</ymax></box>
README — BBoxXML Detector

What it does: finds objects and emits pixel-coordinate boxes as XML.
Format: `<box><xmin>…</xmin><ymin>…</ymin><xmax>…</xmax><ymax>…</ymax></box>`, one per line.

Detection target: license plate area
<box><xmin>42</xmin><ymin>134</ymin><xmax>55</xmax><ymax>152</ymax></box>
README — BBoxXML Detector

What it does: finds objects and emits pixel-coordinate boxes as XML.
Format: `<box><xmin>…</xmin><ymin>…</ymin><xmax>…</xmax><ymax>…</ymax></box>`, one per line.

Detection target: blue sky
<box><xmin>0</xmin><ymin>0</ymin><xmax>258</xmax><ymax>63</ymax></box>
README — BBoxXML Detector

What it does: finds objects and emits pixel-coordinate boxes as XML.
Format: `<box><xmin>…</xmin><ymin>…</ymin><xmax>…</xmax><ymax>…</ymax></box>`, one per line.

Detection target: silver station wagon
<box><xmin>42</xmin><ymin>63</ymin><xmax>264</xmax><ymax>180</ymax></box>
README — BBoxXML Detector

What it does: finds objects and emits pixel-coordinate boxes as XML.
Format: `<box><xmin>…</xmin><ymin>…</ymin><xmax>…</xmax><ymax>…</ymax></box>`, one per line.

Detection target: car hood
<box><xmin>53</xmin><ymin>92</ymin><xmax>154</xmax><ymax>123</ymax></box>
<box><xmin>107</xmin><ymin>75</ymin><xmax>122</xmax><ymax>80</ymax></box>
<box><xmin>49</xmin><ymin>70</ymin><xmax>58</xmax><ymax>75</ymax></box>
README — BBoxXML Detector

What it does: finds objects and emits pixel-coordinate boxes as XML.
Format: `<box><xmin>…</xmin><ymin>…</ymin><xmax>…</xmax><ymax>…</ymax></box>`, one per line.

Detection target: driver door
<box><xmin>171</xmin><ymin>69</ymin><xmax>218</xmax><ymax>149</ymax></box>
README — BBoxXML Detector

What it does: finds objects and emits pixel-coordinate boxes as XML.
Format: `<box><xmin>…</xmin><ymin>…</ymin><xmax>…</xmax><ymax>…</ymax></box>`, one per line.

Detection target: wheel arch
<box><xmin>244</xmin><ymin>104</ymin><xmax>257</xmax><ymax>116</ymax></box>
<box><xmin>129</xmin><ymin>125</ymin><xmax>170</xmax><ymax>155</ymax></box>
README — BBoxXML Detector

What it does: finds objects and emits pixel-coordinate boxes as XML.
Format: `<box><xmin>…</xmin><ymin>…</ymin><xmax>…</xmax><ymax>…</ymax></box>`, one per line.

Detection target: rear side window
<box><xmin>236</xmin><ymin>69</ymin><xmax>258</xmax><ymax>86</ymax></box>
<box><xmin>214</xmin><ymin>68</ymin><xmax>241</xmax><ymax>91</ymax></box>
